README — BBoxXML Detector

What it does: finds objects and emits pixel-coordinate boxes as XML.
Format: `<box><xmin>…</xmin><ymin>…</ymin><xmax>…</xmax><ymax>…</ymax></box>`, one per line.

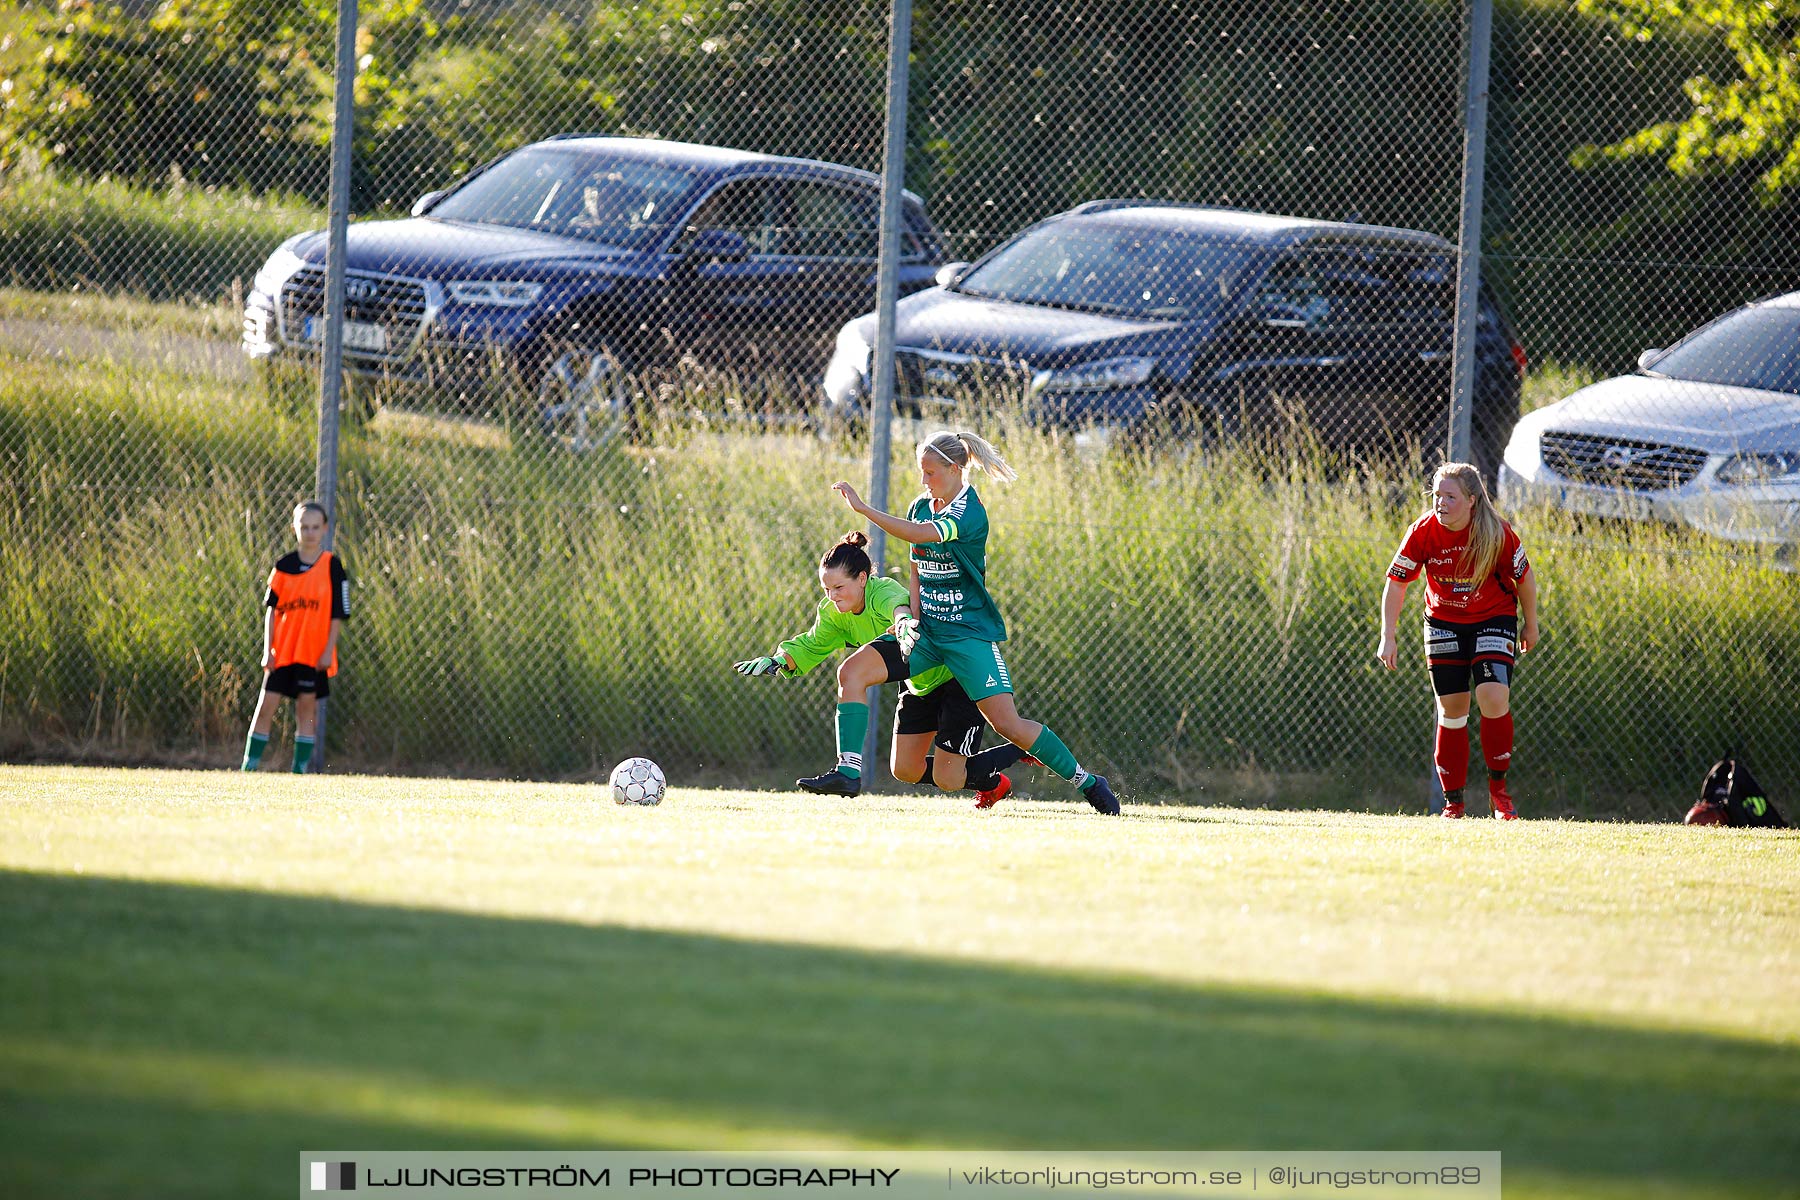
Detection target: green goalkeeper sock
<box><xmin>835</xmin><ymin>701</ymin><xmax>869</xmax><ymax>779</ymax></box>
<box><xmin>1027</xmin><ymin>725</ymin><xmax>1081</xmax><ymax>782</ymax></box>
<box><xmin>242</xmin><ymin>732</ymin><xmax>269</xmax><ymax>771</ymax></box>
<box><xmin>292</xmin><ymin>735</ymin><xmax>315</xmax><ymax>774</ymax></box>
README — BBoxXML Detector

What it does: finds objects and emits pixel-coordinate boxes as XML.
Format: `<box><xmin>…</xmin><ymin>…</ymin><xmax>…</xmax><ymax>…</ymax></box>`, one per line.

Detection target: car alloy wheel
<box><xmin>536</xmin><ymin>347</ymin><xmax>630</xmax><ymax>452</ymax></box>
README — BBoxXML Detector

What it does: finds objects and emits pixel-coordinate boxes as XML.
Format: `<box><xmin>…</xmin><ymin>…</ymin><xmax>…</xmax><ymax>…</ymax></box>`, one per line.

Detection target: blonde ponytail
<box><xmin>919</xmin><ymin>429</ymin><xmax>1018</xmax><ymax>483</ymax></box>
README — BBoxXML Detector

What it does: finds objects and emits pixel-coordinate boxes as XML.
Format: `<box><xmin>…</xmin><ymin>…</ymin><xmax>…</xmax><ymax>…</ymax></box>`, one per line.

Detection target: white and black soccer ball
<box><xmin>610</xmin><ymin>757</ymin><xmax>667</xmax><ymax>806</ymax></box>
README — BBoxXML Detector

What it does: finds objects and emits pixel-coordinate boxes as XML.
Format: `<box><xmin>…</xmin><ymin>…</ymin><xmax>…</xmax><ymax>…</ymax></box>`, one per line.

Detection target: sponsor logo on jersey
<box><xmin>1392</xmin><ymin>554</ymin><xmax>1417</xmax><ymax>572</ymax></box>
<box><xmin>1475</xmin><ymin>634</ymin><xmax>1515</xmax><ymax>656</ymax></box>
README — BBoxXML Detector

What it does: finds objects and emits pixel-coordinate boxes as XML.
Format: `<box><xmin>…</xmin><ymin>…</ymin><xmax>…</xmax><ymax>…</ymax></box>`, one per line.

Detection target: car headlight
<box><xmin>252</xmin><ymin>243</ymin><xmax>309</xmax><ymax>297</ymax></box>
<box><xmin>447</xmin><ymin>280</ymin><xmax>544</xmax><ymax>307</ymax></box>
<box><xmin>1030</xmin><ymin>356</ymin><xmax>1155</xmax><ymax>394</ymax></box>
<box><xmin>1715</xmin><ymin>451</ymin><xmax>1800</xmax><ymax>486</ymax></box>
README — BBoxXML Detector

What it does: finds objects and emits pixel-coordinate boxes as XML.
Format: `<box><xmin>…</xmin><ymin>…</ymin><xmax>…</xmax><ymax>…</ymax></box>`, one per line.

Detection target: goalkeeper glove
<box><xmin>734</xmin><ymin>655</ymin><xmax>785</xmax><ymax>677</ymax></box>
<box><xmin>892</xmin><ymin>614</ymin><xmax>921</xmax><ymax>656</ymax></box>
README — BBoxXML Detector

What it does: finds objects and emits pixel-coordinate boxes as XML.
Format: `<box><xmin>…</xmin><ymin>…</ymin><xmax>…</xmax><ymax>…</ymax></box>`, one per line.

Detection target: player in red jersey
<box><xmin>1377</xmin><ymin>463</ymin><xmax>1539</xmax><ymax>819</ymax></box>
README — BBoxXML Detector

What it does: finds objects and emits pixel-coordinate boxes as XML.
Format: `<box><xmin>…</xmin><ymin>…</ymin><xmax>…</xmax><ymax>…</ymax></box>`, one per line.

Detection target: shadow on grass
<box><xmin>0</xmin><ymin>870</ymin><xmax>1795</xmax><ymax>1199</ymax></box>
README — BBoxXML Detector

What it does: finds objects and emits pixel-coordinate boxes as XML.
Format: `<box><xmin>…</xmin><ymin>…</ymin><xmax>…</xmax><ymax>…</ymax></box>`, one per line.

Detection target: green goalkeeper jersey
<box><xmin>777</xmin><ymin>574</ymin><xmax>952</xmax><ymax>695</ymax></box>
<box><xmin>907</xmin><ymin>485</ymin><xmax>1006</xmax><ymax>643</ymax></box>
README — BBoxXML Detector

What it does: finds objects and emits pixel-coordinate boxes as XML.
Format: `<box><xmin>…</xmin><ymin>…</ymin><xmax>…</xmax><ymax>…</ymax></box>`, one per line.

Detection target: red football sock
<box><xmin>1480</xmin><ymin>711</ymin><xmax>1514</xmax><ymax>777</ymax></box>
<box><xmin>1434</xmin><ymin>717</ymin><xmax>1470</xmax><ymax>793</ymax></box>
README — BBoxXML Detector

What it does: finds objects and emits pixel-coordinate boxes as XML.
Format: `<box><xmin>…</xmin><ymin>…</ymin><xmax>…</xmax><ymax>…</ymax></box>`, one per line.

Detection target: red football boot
<box><xmin>973</xmin><ymin>773</ymin><xmax>1012</xmax><ymax>810</ymax></box>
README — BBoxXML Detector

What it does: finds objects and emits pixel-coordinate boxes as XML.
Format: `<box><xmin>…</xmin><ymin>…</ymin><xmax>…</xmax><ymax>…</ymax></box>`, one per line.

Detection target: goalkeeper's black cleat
<box><xmin>797</xmin><ymin>769</ymin><xmax>861</xmax><ymax>797</ymax></box>
<box><xmin>1081</xmin><ymin>774</ymin><xmax>1120</xmax><ymax>815</ymax></box>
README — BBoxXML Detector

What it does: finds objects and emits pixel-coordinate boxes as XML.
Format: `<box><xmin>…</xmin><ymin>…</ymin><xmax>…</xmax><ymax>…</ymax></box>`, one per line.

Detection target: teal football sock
<box><xmin>834</xmin><ymin>701</ymin><xmax>869</xmax><ymax>779</ymax></box>
<box><xmin>1026</xmin><ymin>725</ymin><xmax>1080</xmax><ymax>781</ymax></box>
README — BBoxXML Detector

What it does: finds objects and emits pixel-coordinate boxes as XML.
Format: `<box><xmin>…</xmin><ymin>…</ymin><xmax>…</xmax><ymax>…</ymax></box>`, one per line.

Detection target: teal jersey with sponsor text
<box><xmin>776</xmin><ymin>574</ymin><xmax>953</xmax><ymax>696</ymax></box>
<box><xmin>907</xmin><ymin>485</ymin><xmax>1006</xmax><ymax>643</ymax></box>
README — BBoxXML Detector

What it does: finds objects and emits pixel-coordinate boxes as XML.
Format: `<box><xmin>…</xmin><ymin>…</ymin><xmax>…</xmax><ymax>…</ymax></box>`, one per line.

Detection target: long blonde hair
<box><xmin>1429</xmin><ymin>463</ymin><xmax>1504</xmax><ymax>585</ymax></box>
<box><xmin>918</xmin><ymin>429</ymin><xmax>1018</xmax><ymax>482</ymax></box>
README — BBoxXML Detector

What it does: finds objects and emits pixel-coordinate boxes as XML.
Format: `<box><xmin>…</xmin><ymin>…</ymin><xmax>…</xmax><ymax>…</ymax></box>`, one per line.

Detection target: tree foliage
<box><xmin>1574</xmin><ymin>0</ymin><xmax>1800</xmax><ymax>206</ymax></box>
<box><xmin>4</xmin><ymin>0</ymin><xmax>433</xmax><ymax>203</ymax></box>
<box><xmin>2</xmin><ymin>0</ymin><xmax>1795</xmax><ymax>365</ymax></box>
<box><xmin>2</xmin><ymin>0</ymin><xmax>885</xmax><ymax>210</ymax></box>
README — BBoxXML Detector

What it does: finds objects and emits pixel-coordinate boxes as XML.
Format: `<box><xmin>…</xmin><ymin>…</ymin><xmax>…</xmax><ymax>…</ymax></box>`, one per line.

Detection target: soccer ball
<box><xmin>1684</xmin><ymin>800</ymin><xmax>1726</xmax><ymax>826</ymax></box>
<box><xmin>610</xmin><ymin>757</ymin><xmax>666</xmax><ymax>806</ymax></box>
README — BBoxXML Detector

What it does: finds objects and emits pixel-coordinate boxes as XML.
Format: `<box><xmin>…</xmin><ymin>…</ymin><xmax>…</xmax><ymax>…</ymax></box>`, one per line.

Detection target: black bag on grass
<box><xmin>1687</xmin><ymin>757</ymin><xmax>1788</xmax><ymax>828</ymax></box>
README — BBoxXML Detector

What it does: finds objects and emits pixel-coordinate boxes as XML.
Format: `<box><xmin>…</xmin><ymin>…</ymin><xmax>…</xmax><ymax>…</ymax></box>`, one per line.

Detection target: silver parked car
<box><xmin>1500</xmin><ymin>291</ymin><xmax>1800</xmax><ymax>546</ymax></box>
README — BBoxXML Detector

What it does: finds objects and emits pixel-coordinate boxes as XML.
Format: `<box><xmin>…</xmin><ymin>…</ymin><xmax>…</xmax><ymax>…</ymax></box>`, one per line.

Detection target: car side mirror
<box><xmin>1637</xmin><ymin>347</ymin><xmax>1663</xmax><ymax>372</ymax></box>
<box><xmin>687</xmin><ymin>228</ymin><xmax>752</xmax><ymax>264</ymax></box>
<box><xmin>411</xmin><ymin>190</ymin><xmax>447</xmax><ymax>217</ymax></box>
<box><xmin>935</xmin><ymin>261</ymin><xmax>971</xmax><ymax>289</ymax></box>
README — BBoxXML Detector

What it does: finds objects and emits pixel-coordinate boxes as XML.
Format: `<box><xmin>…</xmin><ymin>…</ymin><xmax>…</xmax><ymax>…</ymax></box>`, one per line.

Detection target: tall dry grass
<box><xmin>3</xmin><ymin>337</ymin><xmax>1795</xmax><ymax>814</ymax></box>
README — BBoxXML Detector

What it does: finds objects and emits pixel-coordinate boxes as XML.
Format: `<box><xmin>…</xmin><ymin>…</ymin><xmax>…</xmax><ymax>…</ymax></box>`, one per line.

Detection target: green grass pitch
<box><xmin>1</xmin><ymin>766</ymin><xmax>1796</xmax><ymax>1199</ymax></box>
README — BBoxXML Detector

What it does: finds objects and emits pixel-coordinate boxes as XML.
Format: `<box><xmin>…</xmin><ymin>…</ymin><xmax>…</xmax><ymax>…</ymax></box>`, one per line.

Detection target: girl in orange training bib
<box><xmin>241</xmin><ymin>501</ymin><xmax>349</xmax><ymax>772</ymax></box>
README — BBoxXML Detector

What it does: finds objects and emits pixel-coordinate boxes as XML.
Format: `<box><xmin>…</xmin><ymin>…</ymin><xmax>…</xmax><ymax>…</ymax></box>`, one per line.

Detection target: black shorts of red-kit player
<box><xmin>1425</xmin><ymin>614</ymin><xmax>1518</xmax><ymax>697</ymax></box>
<box><xmin>263</xmin><ymin>663</ymin><xmax>330</xmax><ymax>700</ymax></box>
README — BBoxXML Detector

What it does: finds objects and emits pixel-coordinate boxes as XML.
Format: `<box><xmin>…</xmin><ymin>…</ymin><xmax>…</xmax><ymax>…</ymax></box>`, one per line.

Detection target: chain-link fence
<box><xmin>3</xmin><ymin>0</ymin><xmax>1798</xmax><ymax>816</ymax></box>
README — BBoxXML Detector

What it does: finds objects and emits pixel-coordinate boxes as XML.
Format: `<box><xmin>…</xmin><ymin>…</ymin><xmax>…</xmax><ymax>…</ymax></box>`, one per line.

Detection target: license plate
<box><xmin>1558</xmin><ymin>486</ymin><xmax>1653</xmax><ymax>522</ymax></box>
<box><xmin>304</xmin><ymin>316</ymin><xmax>387</xmax><ymax>353</ymax></box>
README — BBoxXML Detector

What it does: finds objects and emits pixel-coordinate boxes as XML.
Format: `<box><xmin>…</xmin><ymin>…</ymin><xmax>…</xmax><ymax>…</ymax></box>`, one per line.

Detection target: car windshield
<box><xmin>955</xmin><ymin>221</ymin><xmax>1259</xmax><ymax>320</ymax></box>
<box><xmin>429</xmin><ymin>148</ymin><xmax>698</xmax><ymax>251</ymax></box>
<box><xmin>1651</xmin><ymin>306</ymin><xmax>1800</xmax><ymax>396</ymax></box>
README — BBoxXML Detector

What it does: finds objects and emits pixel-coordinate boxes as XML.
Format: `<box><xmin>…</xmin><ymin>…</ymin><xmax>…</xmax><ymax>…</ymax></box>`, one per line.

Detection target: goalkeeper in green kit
<box><xmin>734</xmin><ymin>530</ymin><xmax>1015</xmax><ymax>806</ymax></box>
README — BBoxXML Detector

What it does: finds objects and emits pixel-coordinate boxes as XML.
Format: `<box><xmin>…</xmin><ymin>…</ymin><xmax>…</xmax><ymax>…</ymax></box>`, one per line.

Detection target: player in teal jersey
<box><xmin>734</xmin><ymin>530</ymin><xmax>1013</xmax><ymax>803</ymax></box>
<box><xmin>830</xmin><ymin>430</ymin><xmax>1119</xmax><ymax>814</ymax></box>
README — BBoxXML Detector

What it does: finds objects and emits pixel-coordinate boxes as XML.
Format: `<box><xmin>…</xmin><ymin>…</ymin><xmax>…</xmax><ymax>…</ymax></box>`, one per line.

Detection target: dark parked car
<box><xmin>243</xmin><ymin>135</ymin><xmax>947</xmax><ymax>447</ymax></box>
<box><xmin>823</xmin><ymin>201</ymin><xmax>1526</xmax><ymax>473</ymax></box>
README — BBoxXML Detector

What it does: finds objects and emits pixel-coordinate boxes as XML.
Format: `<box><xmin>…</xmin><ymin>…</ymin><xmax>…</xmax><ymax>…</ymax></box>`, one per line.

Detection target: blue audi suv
<box><xmin>823</xmin><ymin>201</ymin><xmax>1525</xmax><ymax>476</ymax></box>
<box><xmin>243</xmin><ymin>135</ymin><xmax>946</xmax><ymax>446</ymax></box>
